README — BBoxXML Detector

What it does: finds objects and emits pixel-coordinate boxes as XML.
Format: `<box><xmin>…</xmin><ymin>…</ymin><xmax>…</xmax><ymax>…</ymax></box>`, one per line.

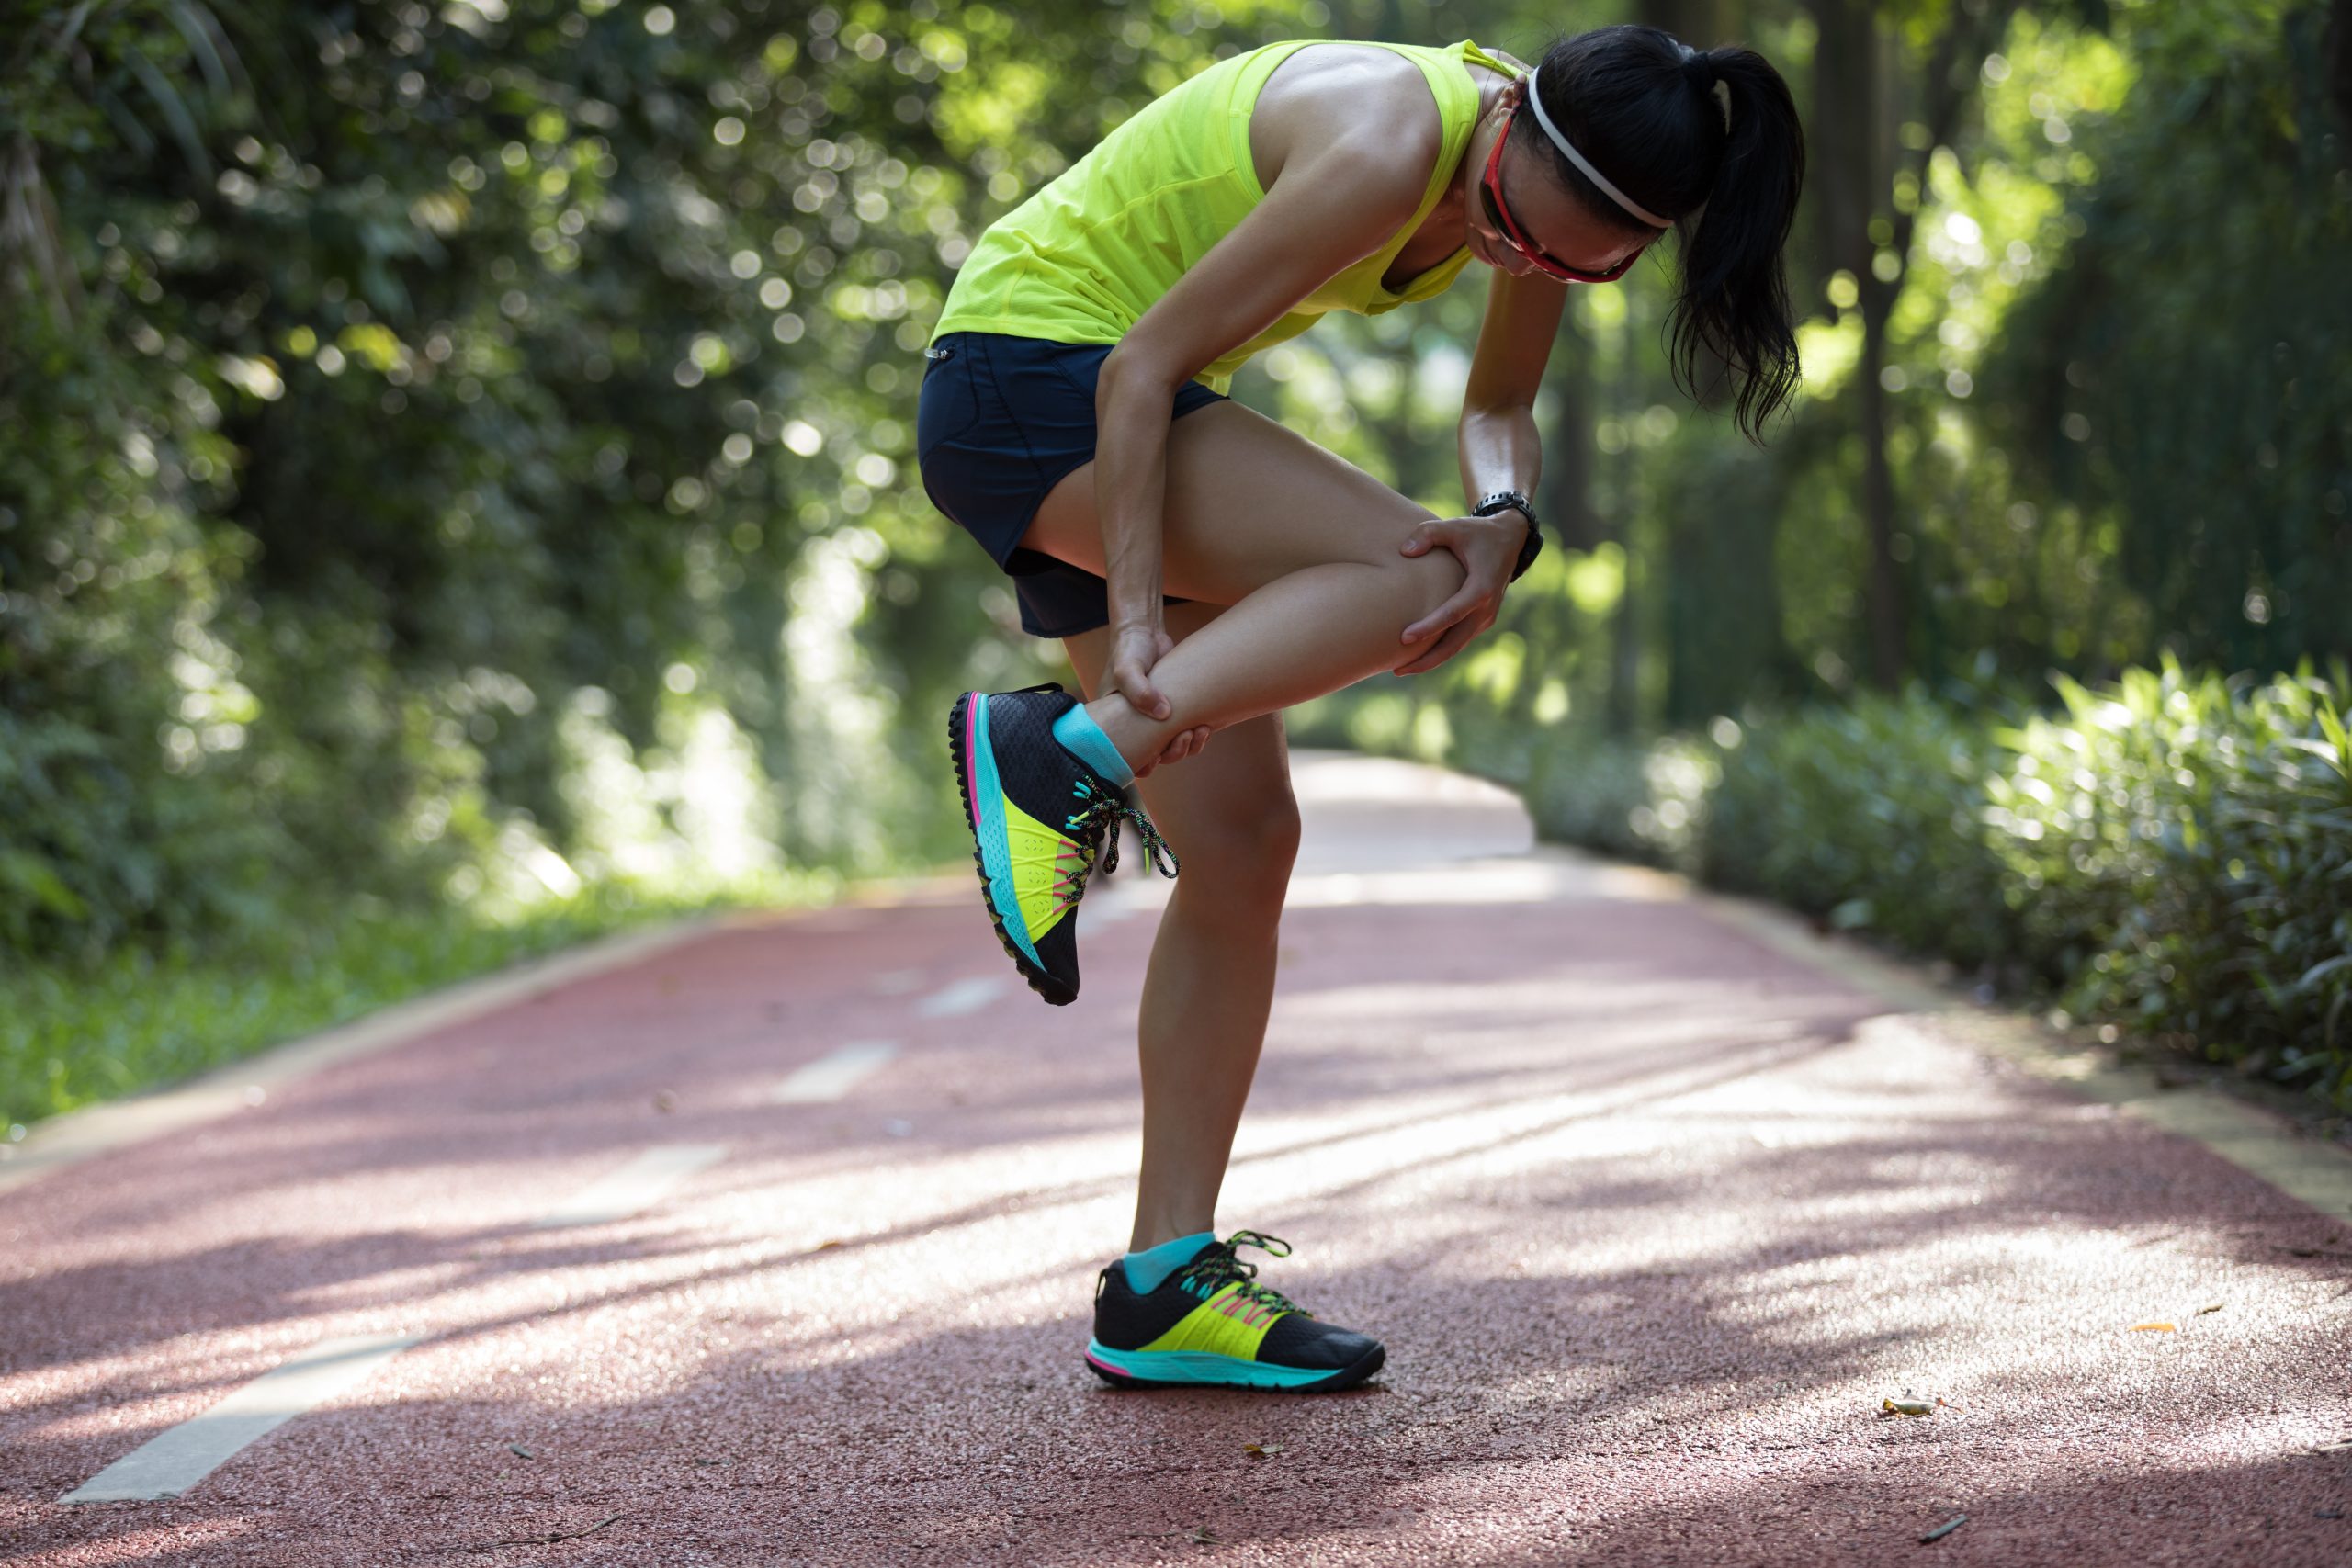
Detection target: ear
<box><xmin>1490</xmin><ymin>82</ymin><xmax>1522</xmax><ymax>132</ymax></box>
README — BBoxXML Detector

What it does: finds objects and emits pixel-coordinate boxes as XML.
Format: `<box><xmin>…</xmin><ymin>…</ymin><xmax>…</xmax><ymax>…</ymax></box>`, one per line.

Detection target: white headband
<box><xmin>1516</xmin><ymin>73</ymin><xmax>1673</xmax><ymax>230</ymax></box>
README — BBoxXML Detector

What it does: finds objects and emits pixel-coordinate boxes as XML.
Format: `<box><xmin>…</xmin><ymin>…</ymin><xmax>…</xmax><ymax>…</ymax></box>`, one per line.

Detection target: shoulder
<box><xmin>1249</xmin><ymin>42</ymin><xmax>1445</xmax><ymax>195</ymax></box>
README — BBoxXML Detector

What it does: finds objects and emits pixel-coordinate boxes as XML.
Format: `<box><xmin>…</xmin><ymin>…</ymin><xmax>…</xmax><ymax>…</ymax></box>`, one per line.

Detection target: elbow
<box><xmin>1100</xmin><ymin>344</ymin><xmax>1187</xmax><ymax>411</ymax></box>
<box><xmin>1460</xmin><ymin>399</ymin><xmax>1537</xmax><ymax>426</ymax></box>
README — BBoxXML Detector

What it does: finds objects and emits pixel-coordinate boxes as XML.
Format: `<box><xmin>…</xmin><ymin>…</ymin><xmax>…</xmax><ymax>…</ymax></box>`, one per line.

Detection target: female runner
<box><xmin>917</xmin><ymin>24</ymin><xmax>1803</xmax><ymax>1392</ymax></box>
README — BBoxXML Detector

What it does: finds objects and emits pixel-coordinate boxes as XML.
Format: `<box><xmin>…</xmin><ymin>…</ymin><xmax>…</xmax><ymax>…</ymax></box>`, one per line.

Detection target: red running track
<box><xmin>3</xmin><ymin>752</ymin><xmax>2348</xmax><ymax>1565</ymax></box>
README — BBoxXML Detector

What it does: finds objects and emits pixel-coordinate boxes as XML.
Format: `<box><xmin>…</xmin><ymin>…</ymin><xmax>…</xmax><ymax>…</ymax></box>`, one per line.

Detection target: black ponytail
<box><xmin>1520</xmin><ymin>26</ymin><xmax>1805</xmax><ymax>441</ymax></box>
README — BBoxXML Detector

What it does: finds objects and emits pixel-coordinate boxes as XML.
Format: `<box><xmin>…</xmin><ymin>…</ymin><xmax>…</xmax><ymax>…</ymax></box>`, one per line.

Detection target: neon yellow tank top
<box><xmin>931</xmin><ymin>38</ymin><xmax>1510</xmax><ymax>396</ymax></box>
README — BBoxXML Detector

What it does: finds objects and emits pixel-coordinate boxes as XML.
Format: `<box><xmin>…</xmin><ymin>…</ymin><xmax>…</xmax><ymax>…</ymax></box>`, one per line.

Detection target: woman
<box><xmin>917</xmin><ymin>24</ymin><xmax>1803</xmax><ymax>1392</ymax></box>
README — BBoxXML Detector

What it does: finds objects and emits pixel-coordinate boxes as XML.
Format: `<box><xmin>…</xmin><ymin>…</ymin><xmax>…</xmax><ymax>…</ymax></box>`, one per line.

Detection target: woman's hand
<box><xmin>1393</xmin><ymin>512</ymin><xmax>1526</xmax><ymax>676</ymax></box>
<box><xmin>1106</xmin><ymin>618</ymin><xmax>1212</xmax><ymax>777</ymax></box>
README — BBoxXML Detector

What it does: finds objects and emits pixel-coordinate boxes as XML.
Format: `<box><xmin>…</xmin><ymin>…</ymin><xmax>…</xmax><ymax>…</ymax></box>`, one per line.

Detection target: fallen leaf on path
<box><xmin>489</xmin><ymin>1514</ymin><xmax>622</xmax><ymax>1549</ymax></box>
<box><xmin>1242</xmin><ymin>1442</ymin><xmax>1284</xmax><ymax>1458</ymax></box>
<box><xmin>2129</xmin><ymin>1322</ymin><xmax>2177</xmax><ymax>1333</ymax></box>
<box><xmin>1189</xmin><ymin>1525</ymin><xmax>1220</xmax><ymax>1545</ymax></box>
<box><xmin>1880</xmin><ymin>1397</ymin><xmax>1933</xmax><ymax>1417</ymax></box>
<box><xmin>2195</xmin><ymin>1302</ymin><xmax>2224</xmax><ymax>1315</ymax></box>
<box><xmin>653</xmin><ymin>1090</ymin><xmax>678</xmax><ymax>1112</ymax></box>
<box><xmin>507</xmin><ymin>1444</ymin><xmax>534</xmax><ymax>1459</ymax></box>
<box><xmin>1919</xmin><ymin>1515</ymin><xmax>1968</xmax><ymax>1544</ymax></box>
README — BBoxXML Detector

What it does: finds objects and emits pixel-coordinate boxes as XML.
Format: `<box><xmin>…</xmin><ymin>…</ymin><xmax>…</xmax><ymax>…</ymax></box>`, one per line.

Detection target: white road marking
<box><xmin>1078</xmin><ymin>894</ymin><xmax>1140</xmax><ymax>933</ymax></box>
<box><xmin>533</xmin><ymin>1144</ymin><xmax>728</xmax><ymax>1229</ymax></box>
<box><xmin>916</xmin><ymin>976</ymin><xmax>1005</xmax><ymax>1018</ymax></box>
<box><xmin>61</xmin><ymin>1332</ymin><xmax>420</xmax><ymax>1504</ymax></box>
<box><xmin>772</xmin><ymin>1041</ymin><xmax>899</xmax><ymax>1104</ymax></box>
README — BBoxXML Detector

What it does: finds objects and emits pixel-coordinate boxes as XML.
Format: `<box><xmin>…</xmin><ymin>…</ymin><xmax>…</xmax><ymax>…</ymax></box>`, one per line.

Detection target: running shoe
<box><xmin>947</xmin><ymin>682</ymin><xmax>1177</xmax><ymax>1006</ymax></box>
<box><xmin>1086</xmin><ymin>1230</ymin><xmax>1385</xmax><ymax>1392</ymax></box>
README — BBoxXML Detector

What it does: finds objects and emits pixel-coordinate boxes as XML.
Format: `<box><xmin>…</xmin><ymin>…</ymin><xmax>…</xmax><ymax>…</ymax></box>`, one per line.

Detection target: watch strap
<box><xmin>1473</xmin><ymin>491</ymin><xmax>1544</xmax><ymax>581</ymax></box>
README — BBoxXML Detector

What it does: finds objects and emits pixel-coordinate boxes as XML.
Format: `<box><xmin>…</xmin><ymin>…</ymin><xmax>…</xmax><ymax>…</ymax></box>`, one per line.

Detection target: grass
<box><xmin>0</xmin><ymin>876</ymin><xmax>839</xmax><ymax>1134</ymax></box>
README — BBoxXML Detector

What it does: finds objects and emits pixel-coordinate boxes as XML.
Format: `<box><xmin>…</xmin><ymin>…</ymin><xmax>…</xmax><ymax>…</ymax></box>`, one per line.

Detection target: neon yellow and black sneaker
<box><xmin>947</xmin><ymin>682</ymin><xmax>1177</xmax><ymax>1006</ymax></box>
<box><xmin>1085</xmin><ymin>1231</ymin><xmax>1385</xmax><ymax>1392</ymax></box>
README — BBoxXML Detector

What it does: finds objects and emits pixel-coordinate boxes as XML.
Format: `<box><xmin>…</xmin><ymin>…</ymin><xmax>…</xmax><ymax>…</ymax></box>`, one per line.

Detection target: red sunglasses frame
<box><xmin>1479</xmin><ymin>97</ymin><xmax>1650</xmax><ymax>285</ymax></box>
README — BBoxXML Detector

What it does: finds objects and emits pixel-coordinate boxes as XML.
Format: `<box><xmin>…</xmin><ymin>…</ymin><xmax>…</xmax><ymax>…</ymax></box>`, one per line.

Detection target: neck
<box><xmin>1446</xmin><ymin>71</ymin><xmax>1511</xmax><ymax>243</ymax></box>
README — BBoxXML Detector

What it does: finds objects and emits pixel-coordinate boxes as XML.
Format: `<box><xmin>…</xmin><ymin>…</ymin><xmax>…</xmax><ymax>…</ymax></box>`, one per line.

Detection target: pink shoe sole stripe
<box><xmin>959</xmin><ymin>693</ymin><xmax>984</xmax><ymax>829</ymax></box>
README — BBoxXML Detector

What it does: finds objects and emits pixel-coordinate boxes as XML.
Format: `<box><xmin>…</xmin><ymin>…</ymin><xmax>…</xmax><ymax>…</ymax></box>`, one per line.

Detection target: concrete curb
<box><xmin>0</xmin><ymin>912</ymin><xmax>737</xmax><ymax>1199</ymax></box>
<box><xmin>0</xmin><ymin>864</ymin><xmax>978</xmax><ymax>1201</ymax></box>
<box><xmin>1678</xmin><ymin>872</ymin><xmax>2352</xmax><ymax>1227</ymax></box>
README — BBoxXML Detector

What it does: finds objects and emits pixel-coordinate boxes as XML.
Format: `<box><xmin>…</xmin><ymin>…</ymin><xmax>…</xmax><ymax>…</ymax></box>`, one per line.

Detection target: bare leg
<box><xmin>1022</xmin><ymin>398</ymin><xmax>1468</xmax><ymax>772</ymax></box>
<box><xmin>1064</xmin><ymin>604</ymin><xmax>1298</xmax><ymax>1252</ymax></box>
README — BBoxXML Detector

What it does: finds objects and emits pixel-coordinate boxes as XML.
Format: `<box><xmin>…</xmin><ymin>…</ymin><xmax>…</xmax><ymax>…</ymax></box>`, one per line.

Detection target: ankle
<box><xmin>1050</xmin><ymin>698</ymin><xmax>1135</xmax><ymax>786</ymax></box>
<box><xmin>1087</xmin><ymin>694</ymin><xmax>1157</xmax><ymax>773</ymax></box>
<box><xmin>1121</xmin><ymin>1228</ymin><xmax>1216</xmax><ymax>1292</ymax></box>
<box><xmin>1128</xmin><ymin>1211</ymin><xmax>1216</xmax><ymax>1253</ymax></box>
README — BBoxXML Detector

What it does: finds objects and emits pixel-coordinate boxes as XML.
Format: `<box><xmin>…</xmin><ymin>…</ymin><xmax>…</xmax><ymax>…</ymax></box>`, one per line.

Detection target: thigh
<box><xmin>1022</xmin><ymin>398</ymin><xmax>1441</xmax><ymax>608</ymax></box>
<box><xmin>1062</xmin><ymin>601</ymin><xmax>1295</xmax><ymax>844</ymax></box>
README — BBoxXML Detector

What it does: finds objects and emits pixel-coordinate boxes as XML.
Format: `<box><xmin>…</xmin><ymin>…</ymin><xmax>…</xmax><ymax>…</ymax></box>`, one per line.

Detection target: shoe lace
<box><xmin>1053</xmin><ymin>776</ymin><xmax>1179</xmax><ymax>910</ymax></box>
<box><xmin>1172</xmin><ymin>1230</ymin><xmax>1307</xmax><ymax>1317</ymax></box>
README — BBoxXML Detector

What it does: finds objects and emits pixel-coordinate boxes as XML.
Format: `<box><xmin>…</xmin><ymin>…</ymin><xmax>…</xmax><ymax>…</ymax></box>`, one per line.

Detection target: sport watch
<box><xmin>1473</xmin><ymin>490</ymin><xmax>1544</xmax><ymax>581</ymax></box>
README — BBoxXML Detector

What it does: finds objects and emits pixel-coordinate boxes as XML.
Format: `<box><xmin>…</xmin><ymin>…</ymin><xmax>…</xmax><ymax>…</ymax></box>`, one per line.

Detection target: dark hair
<box><xmin>1516</xmin><ymin>25</ymin><xmax>1804</xmax><ymax>441</ymax></box>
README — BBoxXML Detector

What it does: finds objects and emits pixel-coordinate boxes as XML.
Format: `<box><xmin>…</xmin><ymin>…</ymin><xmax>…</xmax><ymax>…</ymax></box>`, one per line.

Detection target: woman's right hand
<box><xmin>1108</xmin><ymin>617</ymin><xmax>1174</xmax><ymax>722</ymax></box>
<box><xmin>1107</xmin><ymin>617</ymin><xmax>1210</xmax><ymax>775</ymax></box>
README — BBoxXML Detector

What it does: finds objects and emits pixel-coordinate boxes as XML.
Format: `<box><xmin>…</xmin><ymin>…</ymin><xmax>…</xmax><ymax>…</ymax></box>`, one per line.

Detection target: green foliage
<box><xmin>1387</xmin><ymin>658</ymin><xmax>2352</xmax><ymax>1108</ymax></box>
<box><xmin>1705</xmin><ymin>695</ymin><xmax>2018</xmax><ymax>965</ymax></box>
<box><xmin>1979</xmin><ymin>0</ymin><xmax>2352</xmax><ymax>674</ymax></box>
<box><xmin>7</xmin><ymin>0</ymin><xmax>2349</xmax><ymax>1127</ymax></box>
<box><xmin>1988</xmin><ymin>659</ymin><xmax>2352</xmax><ymax>1085</ymax></box>
<box><xmin>1</xmin><ymin>0</ymin><xmax>1275</xmax><ymax>1122</ymax></box>
<box><xmin>0</xmin><ymin>0</ymin><xmax>1249</xmax><ymax>976</ymax></box>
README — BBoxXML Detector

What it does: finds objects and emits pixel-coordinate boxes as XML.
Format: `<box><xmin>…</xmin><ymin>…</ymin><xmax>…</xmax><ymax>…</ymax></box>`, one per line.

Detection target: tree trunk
<box><xmin>2333</xmin><ymin>0</ymin><xmax>2352</xmax><ymax>122</ymax></box>
<box><xmin>1539</xmin><ymin>312</ymin><xmax>1601</xmax><ymax>553</ymax></box>
<box><xmin>1810</xmin><ymin>0</ymin><xmax>1905</xmax><ymax>690</ymax></box>
<box><xmin>1857</xmin><ymin>303</ymin><xmax>1905</xmax><ymax>689</ymax></box>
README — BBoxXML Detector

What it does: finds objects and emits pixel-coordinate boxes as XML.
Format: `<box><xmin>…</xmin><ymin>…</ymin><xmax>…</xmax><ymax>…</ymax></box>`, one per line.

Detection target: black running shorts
<box><xmin>914</xmin><ymin>330</ymin><xmax>1230</xmax><ymax>639</ymax></box>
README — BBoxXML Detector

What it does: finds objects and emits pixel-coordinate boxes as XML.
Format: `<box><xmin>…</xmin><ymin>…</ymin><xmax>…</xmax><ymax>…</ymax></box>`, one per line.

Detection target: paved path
<box><xmin>5</xmin><ymin>752</ymin><xmax>2349</xmax><ymax>1565</ymax></box>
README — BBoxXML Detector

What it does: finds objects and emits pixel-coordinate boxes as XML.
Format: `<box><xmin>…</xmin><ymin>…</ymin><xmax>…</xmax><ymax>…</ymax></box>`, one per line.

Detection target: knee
<box><xmin>1386</xmin><ymin>533</ymin><xmax>1469</xmax><ymax>619</ymax></box>
<box><xmin>1171</xmin><ymin>788</ymin><xmax>1301</xmax><ymax>904</ymax></box>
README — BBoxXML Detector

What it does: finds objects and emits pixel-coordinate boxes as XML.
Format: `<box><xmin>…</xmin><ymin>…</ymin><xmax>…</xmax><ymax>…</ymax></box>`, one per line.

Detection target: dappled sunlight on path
<box><xmin>3</xmin><ymin>752</ymin><xmax>2347</xmax><ymax>1565</ymax></box>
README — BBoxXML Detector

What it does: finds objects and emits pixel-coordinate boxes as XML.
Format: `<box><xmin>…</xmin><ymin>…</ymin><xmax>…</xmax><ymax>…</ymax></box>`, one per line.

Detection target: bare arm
<box><xmin>1458</xmin><ymin>260</ymin><xmax>1566</xmax><ymax>521</ymax></box>
<box><xmin>1086</xmin><ymin>133</ymin><xmax>1433</xmax><ymax>718</ymax></box>
<box><xmin>1390</xmin><ymin>260</ymin><xmax>1569</xmax><ymax>675</ymax></box>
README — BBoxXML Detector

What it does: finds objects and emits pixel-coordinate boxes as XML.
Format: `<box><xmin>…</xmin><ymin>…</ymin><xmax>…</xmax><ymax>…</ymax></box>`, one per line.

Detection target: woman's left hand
<box><xmin>1393</xmin><ymin>512</ymin><xmax>1525</xmax><ymax>675</ymax></box>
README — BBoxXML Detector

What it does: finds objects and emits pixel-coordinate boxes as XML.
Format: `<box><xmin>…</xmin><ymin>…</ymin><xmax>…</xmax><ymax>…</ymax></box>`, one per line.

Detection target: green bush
<box><xmin>1704</xmin><ymin>697</ymin><xmax>2018</xmax><ymax>971</ymax></box>
<box><xmin>1376</xmin><ymin>658</ymin><xmax>2352</xmax><ymax>1110</ymax></box>
<box><xmin>1988</xmin><ymin>662</ymin><xmax>2352</xmax><ymax>1089</ymax></box>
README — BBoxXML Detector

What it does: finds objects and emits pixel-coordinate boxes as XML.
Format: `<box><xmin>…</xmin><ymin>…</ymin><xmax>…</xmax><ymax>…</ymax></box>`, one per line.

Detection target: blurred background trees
<box><xmin>3</xmin><ymin>0</ymin><xmax>2346</xmax><ymax>1122</ymax></box>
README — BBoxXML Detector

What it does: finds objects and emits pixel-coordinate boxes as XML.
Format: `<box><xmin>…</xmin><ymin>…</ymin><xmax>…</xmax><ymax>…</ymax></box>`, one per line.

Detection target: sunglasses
<box><xmin>1479</xmin><ymin>97</ymin><xmax>1649</xmax><ymax>285</ymax></box>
